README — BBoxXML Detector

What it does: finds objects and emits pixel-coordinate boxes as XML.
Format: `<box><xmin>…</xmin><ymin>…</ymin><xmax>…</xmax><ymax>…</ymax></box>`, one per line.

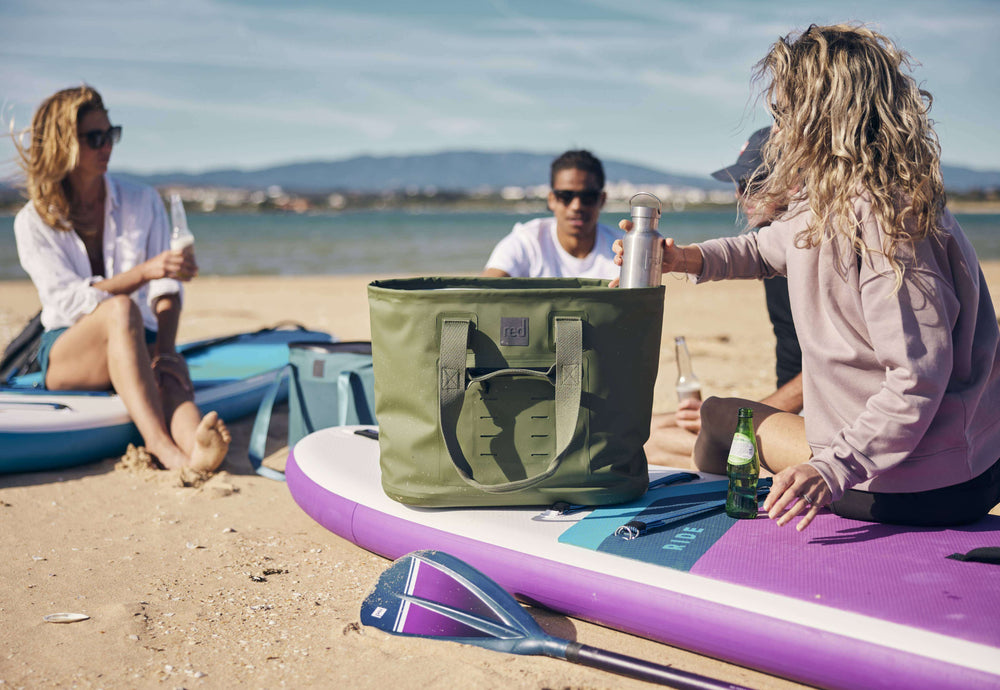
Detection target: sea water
<box><xmin>2</xmin><ymin>209</ymin><xmax>999</xmax><ymax>280</ymax></box>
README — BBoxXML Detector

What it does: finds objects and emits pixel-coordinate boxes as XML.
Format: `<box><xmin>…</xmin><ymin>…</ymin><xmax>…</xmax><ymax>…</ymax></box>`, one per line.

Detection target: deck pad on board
<box><xmin>559</xmin><ymin>479</ymin><xmax>738</xmax><ymax>571</ymax></box>
<box><xmin>560</xmin><ymin>480</ymin><xmax>1000</xmax><ymax>648</ymax></box>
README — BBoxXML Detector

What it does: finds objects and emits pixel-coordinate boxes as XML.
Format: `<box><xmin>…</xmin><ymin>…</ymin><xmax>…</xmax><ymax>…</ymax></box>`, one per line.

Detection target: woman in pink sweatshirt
<box><xmin>619</xmin><ymin>24</ymin><xmax>1000</xmax><ymax>530</ymax></box>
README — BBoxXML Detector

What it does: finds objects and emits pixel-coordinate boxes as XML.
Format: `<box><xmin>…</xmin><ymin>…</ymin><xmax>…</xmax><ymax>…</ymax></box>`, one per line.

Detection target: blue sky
<box><xmin>1</xmin><ymin>0</ymin><xmax>997</xmax><ymax>178</ymax></box>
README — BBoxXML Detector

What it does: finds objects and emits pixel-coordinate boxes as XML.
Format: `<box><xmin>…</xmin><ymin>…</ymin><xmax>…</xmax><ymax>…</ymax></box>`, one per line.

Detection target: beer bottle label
<box><xmin>727</xmin><ymin>432</ymin><xmax>755</xmax><ymax>466</ymax></box>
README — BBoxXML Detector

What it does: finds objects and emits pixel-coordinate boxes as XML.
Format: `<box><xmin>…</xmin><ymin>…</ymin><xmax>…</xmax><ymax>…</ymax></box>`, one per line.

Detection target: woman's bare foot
<box><xmin>187</xmin><ymin>411</ymin><xmax>232</xmax><ymax>473</ymax></box>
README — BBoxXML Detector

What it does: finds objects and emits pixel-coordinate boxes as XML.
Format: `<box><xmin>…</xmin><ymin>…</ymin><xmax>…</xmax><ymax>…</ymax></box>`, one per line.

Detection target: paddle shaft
<box><xmin>566</xmin><ymin>642</ymin><xmax>753</xmax><ymax>690</ymax></box>
<box><xmin>617</xmin><ymin>480</ymin><xmax>774</xmax><ymax>539</ymax></box>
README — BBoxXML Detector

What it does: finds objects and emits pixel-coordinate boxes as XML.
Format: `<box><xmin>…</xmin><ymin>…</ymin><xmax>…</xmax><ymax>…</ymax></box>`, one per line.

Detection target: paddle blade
<box><xmin>360</xmin><ymin>550</ymin><xmax>561</xmax><ymax>656</ymax></box>
<box><xmin>362</xmin><ymin>551</ymin><xmax>752</xmax><ymax>690</ymax></box>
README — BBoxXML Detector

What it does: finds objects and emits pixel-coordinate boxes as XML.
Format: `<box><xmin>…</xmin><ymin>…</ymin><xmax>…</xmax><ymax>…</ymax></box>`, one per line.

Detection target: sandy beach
<box><xmin>3</xmin><ymin>264</ymin><xmax>999</xmax><ymax>689</ymax></box>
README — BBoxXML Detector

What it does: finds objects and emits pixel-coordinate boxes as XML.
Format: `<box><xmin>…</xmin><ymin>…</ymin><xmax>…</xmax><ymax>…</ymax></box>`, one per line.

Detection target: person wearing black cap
<box><xmin>642</xmin><ymin>127</ymin><xmax>803</xmax><ymax>467</ymax></box>
<box><xmin>710</xmin><ymin>127</ymin><xmax>803</xmax><ymax>400</ymax></box>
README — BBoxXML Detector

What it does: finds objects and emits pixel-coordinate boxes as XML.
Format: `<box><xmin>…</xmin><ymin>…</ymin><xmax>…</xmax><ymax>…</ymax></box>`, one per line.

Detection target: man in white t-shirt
<box><xmin>482</xmin><ymin>150</ymin><xmax>623</xmax><ymax>280</ymax></box>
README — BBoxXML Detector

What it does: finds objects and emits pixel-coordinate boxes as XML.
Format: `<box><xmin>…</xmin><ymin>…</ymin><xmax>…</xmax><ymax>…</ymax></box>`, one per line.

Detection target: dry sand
<box><xmin>3</xmin><ymin>264</ymin><xmax>999</xmax><ymax>689</ymax></box>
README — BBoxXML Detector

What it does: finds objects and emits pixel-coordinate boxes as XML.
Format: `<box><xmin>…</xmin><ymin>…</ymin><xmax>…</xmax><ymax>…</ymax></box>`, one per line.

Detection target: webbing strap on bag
<box><xmin>438</xmin><ymin>316</ymin><xmax>582</xmax><ymax>493</ymax></box>
<box><xmin>248</xmin><ymin>364</ymin><xmax>292</xmax><ymax>481</ymax></box>
<box><xmin>336</xmin><ymin>370</ymin><xmax>367</xmax><ymax>426</ymax></box>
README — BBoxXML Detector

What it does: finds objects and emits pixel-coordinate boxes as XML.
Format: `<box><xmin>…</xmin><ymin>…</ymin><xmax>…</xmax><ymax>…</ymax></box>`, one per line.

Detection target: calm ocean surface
<box><xmin>2</xmin><ymin>209</ymin><xmax>999</xmax><ymax>280</ymax></box>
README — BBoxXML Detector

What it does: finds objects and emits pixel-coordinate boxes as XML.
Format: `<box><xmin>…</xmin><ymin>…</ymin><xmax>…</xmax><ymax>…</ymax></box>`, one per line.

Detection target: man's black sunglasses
<box><xmin>79</xmin><ymin>125</ymin><xmax>122</xmax><ymax>150</ymax></box>
<box><xmin>552</xmin><ymin>189</ymin><xmax>602</xmax><ymax>206</ymax></box>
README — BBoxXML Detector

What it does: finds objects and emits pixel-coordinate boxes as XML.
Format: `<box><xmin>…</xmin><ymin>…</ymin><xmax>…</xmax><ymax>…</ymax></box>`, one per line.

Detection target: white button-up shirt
<box><xmin>14</xmin><ymin>175</ymin><xmax>182</xmax><ymax>332</ymax></box>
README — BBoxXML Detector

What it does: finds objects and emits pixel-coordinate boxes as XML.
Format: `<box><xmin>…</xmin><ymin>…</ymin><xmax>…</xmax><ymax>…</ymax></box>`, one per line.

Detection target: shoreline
<box><xmin>3</xmin><ymin>197</ymin><xmax>1000</xmax><ymax>217</ymax></box>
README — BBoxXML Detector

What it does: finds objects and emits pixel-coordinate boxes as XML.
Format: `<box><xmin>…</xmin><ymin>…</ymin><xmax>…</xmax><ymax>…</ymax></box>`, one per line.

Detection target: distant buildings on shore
<box><xmin>501</xmin><ymin>181</ymin><xmax>736</xmax><ymax>209</ymax></box>
<box><xmin>3</xmin><ymin>179</ymin><xmax>994</xmax><ymax>215</ymax></box>
<box><xmin>161</xmin><ymin>180</ymin><xmax>737</xmax><ymax>214</ymax></box>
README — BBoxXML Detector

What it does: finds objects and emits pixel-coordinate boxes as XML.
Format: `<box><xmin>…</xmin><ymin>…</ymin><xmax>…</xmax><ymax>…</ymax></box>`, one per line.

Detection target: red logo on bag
<box><xmin>500</xmin><ymin>317</ymin><xmax>529</xmax><ymax>346</ymax></box>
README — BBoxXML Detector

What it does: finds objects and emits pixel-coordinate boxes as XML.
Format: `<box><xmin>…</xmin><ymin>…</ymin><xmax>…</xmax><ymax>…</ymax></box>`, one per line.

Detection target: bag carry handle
<box><xmin>248</xmin><ymin>364</ymin><xmax>292</xmax><ymax>482</ymax></box>
<box><xmin>438</xmin><ymin>316</ymin><xmax>583</xmax><ymax>493</ymax></box>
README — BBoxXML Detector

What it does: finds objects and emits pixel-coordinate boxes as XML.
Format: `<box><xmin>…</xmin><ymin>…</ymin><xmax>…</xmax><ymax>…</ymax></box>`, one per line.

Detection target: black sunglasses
<box><xmin>79</xmin><ymin>125</ymin><xmax>122</xmax><ymax>150</ymax></box>
<box><xmin>552</xmin><ymin>189</ymin><xmax>602</xmax><ymax>206</ymax></box>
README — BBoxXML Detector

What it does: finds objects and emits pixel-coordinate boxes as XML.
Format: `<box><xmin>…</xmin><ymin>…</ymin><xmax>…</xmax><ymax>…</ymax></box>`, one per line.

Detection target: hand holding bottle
<box><xmin>675</xmin><ymin>397</ymin><xmax>703</xmax><ymax>433</ymax></box>
<box><xmin>612</xmin><ymin>228</ymin><xmax>702</xmax><ymax>278</ymax></box>
<box><xmin>142</xmin><ymin>248</ymin><xmax>198</xmax><ymax>282</ymax></box>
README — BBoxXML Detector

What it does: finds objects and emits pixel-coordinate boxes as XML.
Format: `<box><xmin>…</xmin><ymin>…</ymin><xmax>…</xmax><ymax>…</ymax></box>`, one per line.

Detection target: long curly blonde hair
<box><xmin>751</xmin><ymin>24</ymin><xmax>945</xmax><ymax>287</ymax></box>
<box><xmin>12</xmin><ymin>85</ymin><xmax>107</xmax><ymax>231</ymax></box>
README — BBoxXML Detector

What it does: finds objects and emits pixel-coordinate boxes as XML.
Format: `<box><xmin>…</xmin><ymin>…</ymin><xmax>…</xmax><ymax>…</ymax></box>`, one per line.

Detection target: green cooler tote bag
<box><xmin>367</xmin><ymin>277</ymin><xmax>664</xmax><ymax>507</ymax></box>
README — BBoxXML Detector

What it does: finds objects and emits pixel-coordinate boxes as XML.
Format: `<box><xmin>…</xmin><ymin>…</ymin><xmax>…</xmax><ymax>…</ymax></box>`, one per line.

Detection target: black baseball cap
<box><xmin>711</xmin><ymin>127</ymin><xmax>771</xmax><ymax>184</ymax></box>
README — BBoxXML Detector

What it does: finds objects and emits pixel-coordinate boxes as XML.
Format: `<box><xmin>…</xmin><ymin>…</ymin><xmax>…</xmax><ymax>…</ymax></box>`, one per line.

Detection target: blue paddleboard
<box><xmin>0</xmin><ymin>325</ymin><xmax>332</xmax><ymax>473</ymax></box>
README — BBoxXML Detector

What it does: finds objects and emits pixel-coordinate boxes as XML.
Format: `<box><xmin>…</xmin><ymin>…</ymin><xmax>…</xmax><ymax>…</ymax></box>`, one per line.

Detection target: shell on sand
<box><xmin>43</xmin><ymin>613</ymin><xmax>90</xmax><ymax>624</ymax></box>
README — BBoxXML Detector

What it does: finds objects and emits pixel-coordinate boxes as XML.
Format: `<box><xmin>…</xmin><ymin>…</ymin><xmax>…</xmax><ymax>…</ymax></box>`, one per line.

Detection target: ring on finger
<box><xmin>800</xmin><ymin>494</ymin><xmax>815</xmax><ymax>507</ymax></box>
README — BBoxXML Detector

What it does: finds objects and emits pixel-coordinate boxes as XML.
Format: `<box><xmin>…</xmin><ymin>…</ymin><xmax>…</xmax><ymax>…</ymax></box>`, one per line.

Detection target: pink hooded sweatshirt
<box><xmin>695</xmin><ymin>196</ymin><xmax>1000</xmax><ymax>501</ymax></box>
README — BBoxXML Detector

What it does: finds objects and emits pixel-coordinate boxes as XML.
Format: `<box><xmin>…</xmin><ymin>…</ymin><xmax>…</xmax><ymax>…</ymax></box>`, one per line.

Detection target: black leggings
<box><xmin>831</xmin><ymin>456</ymin><xmax>1000</xmax><ymax>527</ymax></box>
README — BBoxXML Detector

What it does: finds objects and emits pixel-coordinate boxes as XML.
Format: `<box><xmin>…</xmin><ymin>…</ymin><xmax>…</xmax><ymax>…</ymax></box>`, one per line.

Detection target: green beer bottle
<box><xmin>725</xmin><ymin>407</ymin><xmax>760</xmax><ymax>519</ymax></box>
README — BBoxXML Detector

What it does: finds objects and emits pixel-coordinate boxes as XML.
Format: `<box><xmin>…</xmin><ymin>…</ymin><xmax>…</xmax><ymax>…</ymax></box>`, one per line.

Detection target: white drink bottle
<box><xmin>169</xmin><ymin>194</ymin><xmax>194</xmax><ymax>279</ymax></box>
<box><xmin>674</xmin><ymin>335</ymin><xmax>702</xmax><ymax>401</ymax></box>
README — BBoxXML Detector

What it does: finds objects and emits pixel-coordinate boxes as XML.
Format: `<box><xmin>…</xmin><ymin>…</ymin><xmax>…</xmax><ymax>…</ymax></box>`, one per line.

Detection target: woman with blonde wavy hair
<box><xmin>616</xmin><ymin>24</ymin><xmax>1000</xmax><ymax>529</ymax></box>
<box><xmin>13</xmin><ymin>85</ymin><xmax>231</xmax><ymax>472</ymax></box>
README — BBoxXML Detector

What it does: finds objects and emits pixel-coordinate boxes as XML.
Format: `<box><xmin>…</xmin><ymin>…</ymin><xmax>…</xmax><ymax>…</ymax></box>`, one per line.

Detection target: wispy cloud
<box><xmin>1</xmin><ymin>0</ymin><xmax>995</xmax><ymax>172</ymax></box>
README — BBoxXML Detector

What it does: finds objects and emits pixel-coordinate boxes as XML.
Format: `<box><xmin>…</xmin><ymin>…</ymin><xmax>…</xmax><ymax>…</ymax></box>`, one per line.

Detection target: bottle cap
<box><xmin>629</xmin><ymin>192</ymin><xmax>662</xmax><ymax>221</ymax></box>
<box><xmin>738</xmin><ymin>407</ymin><xmax>753</xmax><ymax>418</ymax></box>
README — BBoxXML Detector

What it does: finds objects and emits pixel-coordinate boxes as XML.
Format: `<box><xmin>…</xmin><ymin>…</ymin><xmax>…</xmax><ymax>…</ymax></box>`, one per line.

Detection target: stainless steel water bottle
<box><xmin>618</xmin><ymin>192</ymin><xmax>663</xmax><ymax>288</ymax></box>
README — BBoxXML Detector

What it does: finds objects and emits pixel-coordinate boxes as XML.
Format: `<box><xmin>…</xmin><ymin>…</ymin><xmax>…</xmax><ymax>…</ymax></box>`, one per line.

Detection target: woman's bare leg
<box><xmin>150</xmin><ymin>292</ymin><xmax>230</xmax><ymax>472</ymax></box>
<box><xmin>155</xmin><ymin>364</ymin><xmax>200</xmax><ymax>454</ymax></box>
<box><xmin>156</xmin><ymin>372</ymin><xmax>230</xmax><ymax>473</ymax></box>
<box><xmin>46</xmin><ymin>296</ymin><xmax>191</xmax><ymax>469</ymax></box>
<box><xmin>693</xmin><ymin>396</ymin><xmax>811</xmax><ymax>474</ymax></box>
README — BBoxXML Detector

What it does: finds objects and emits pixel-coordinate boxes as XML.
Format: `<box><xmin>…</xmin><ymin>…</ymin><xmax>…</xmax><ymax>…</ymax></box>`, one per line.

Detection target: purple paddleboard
<box><xmin>287</xmin><ymin>426</ymin><xmax>1000</xmax><ymax>690</ymax></box>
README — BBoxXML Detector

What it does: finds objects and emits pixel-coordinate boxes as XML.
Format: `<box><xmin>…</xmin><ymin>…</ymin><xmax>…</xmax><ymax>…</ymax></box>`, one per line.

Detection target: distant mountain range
<box><xmin>4</xmin><ymin>150</ymin><xmax>998</xmax><ymax>194</ymax></box>
<box><xmin>937</xmin><ymin>165</ymin><xmax>1000</xmax><ymax>193</ymax></box>
<box><xmin>115</xmin><ymin>150</ymin><xmax>727</xmax><ymax>193</ymax></box>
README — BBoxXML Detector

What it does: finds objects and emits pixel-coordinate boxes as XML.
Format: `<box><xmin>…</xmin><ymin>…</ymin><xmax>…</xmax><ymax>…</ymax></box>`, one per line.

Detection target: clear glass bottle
<box><xmin>169</xmin><ymin>194</ymin><xmax>195</xmax><ymax>279</ymax></box>
<box><xmin>674</xmin><ymin>336</ymin><xmax>702</xmax><ymax>401</ymax></box>
<box><xmin>725</xmin><ymin>407</ymin><xmax>760</xmax><ymax>519</ymax></box>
